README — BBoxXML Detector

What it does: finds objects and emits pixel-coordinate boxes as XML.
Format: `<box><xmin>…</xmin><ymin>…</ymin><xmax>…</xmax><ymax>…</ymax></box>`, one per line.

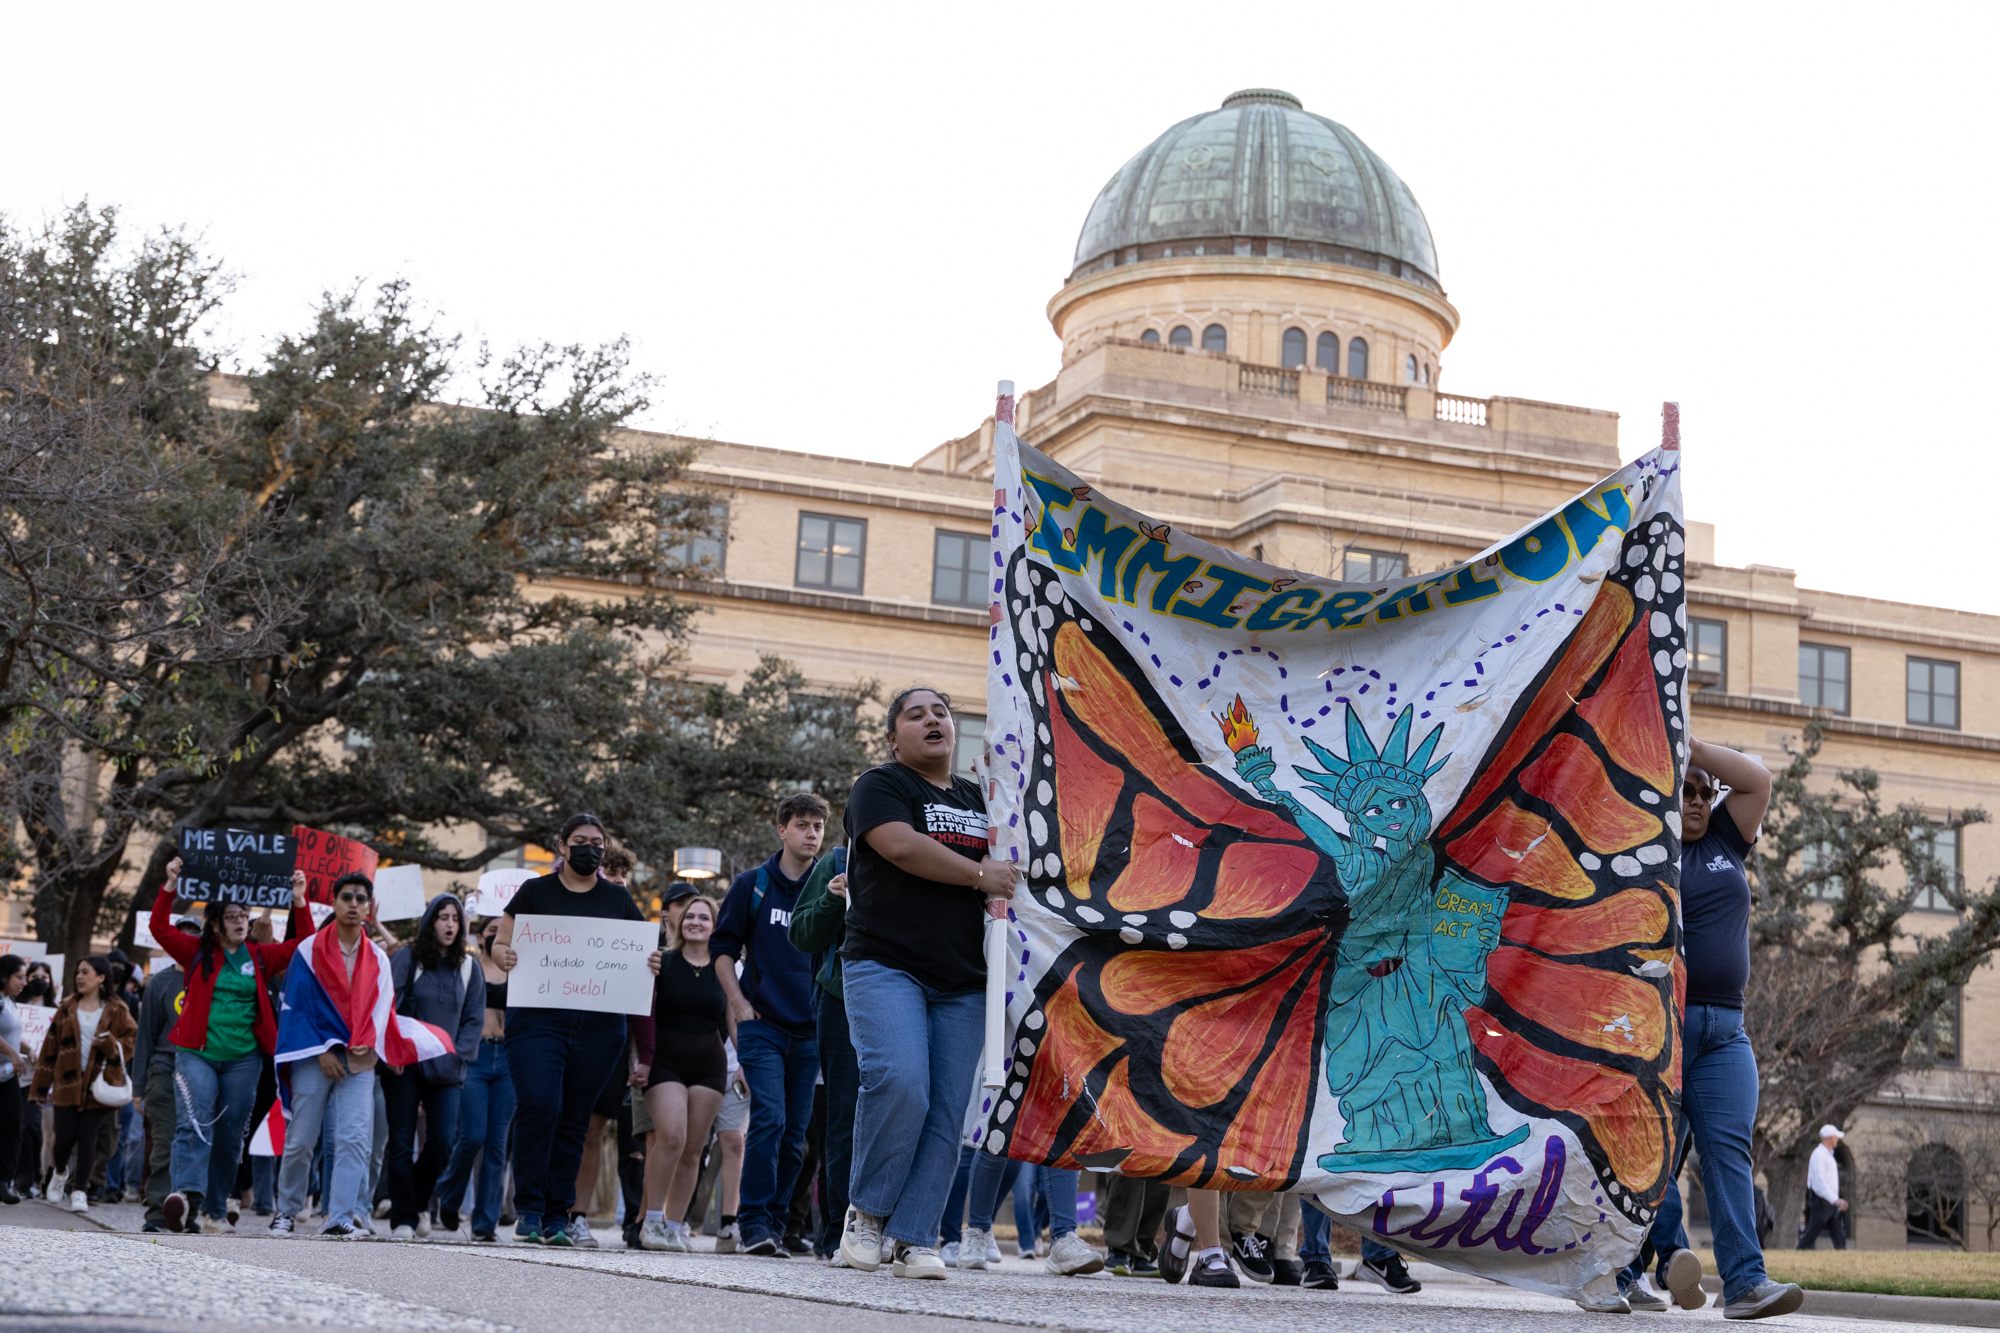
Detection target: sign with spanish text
<box><xmin>17</xmin><ymin>1003</ymin><xmax>55</xmax><ymax>1062</ymax></box>
<box><xmin>291</xmin><ymin>825</ymin><xmax>379</xmax><ymax>905</ymax></box>
<box><xmin>508</xmin><ymin>914</ymin><xmax>654</xmax><ymax>1015</ymax></box>
<box><xmin>983</xmin><ymin>421</ymin><xmax>1687</xmax><ymax>1303</ymax></box>
<box><xmin>178</xmin><ymin>828</ymin><xmax>296</xmax><ymax>908</ymax></box>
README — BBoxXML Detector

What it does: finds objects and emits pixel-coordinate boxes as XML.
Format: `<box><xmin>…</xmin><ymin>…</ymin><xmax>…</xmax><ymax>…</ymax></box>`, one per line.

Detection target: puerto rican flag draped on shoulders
<box><xmin>272</xmin><ymin>928</ymin><xmax>455</xmax><ymax>1105</ymax></box>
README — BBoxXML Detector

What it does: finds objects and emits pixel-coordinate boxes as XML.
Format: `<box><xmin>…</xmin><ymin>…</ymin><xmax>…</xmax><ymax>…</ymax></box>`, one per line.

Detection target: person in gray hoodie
<box><xmin>133</xmin><ymin>912</ymin><xmax>202</xmax><ymax>1230</ymax></box>
<box><xmin>382</xmin><ymin>893</ymin><xmax>484</xmax><ymax>1240</ymax></box>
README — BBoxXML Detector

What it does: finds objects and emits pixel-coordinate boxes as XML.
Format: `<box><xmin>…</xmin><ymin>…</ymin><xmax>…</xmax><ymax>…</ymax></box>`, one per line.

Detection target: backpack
<box><xmin>738</xmin><ymin>867</ymin><xmax>770</xmax><ymax>998</ymax></box>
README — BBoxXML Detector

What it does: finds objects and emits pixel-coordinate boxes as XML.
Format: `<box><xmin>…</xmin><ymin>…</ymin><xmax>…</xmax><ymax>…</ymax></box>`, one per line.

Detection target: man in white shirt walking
<box><xmin>1798</xmin><ymin>1125</ymin><xmax>1848</xmax><ymax>1250</ymax></box>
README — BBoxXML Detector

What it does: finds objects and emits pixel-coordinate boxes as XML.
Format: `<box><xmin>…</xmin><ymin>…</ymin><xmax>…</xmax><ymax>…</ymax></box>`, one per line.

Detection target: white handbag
<box><xmin>89</xmin><ymin>1041</ymin><xmax>133</xmax><ymax>1109</ymax></box>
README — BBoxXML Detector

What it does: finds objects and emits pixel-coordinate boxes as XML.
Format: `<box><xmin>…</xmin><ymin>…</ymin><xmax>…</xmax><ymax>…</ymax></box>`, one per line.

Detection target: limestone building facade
<box><xmin>653</xmin><ymin>89</ymin><xmax>2000</xmax><ymax>1249</ymax></box>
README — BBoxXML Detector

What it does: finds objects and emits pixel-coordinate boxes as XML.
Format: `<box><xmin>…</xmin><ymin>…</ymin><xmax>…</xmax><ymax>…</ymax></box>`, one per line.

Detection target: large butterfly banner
<box><xmin>980</xmin><ymin>416</ymin><xmax>1688</xmax><ymax>1299</ymax></box>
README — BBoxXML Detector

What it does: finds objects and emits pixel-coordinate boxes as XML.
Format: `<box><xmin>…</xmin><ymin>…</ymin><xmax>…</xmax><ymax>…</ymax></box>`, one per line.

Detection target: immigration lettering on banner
<box><xmin>291</xmin><ymin>825</ymin><xmax>379</xmax><ymax>906</ymax></box>
<box><xmin>508</xmin><ymin>914</ymin><xmax>654</xmax><ymax>1016</ymax></box>
<box><xmin>178</xmin><ymin>828</ymin><xmax>297</xmax><ymax>908</ymax></box>
<box><xmin>982</xmin><ymin>414</ymin><xmax>1687</xmax><ymax>1303</ymax></box>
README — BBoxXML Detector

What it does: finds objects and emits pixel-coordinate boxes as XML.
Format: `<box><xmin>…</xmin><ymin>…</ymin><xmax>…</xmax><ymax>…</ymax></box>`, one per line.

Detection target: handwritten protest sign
<box><xmin>179</xmin><ymin>828</ymin><xmax>295</xmax><ymax>908</ymax></box>
<box><xmin>373</xmin><ymin>865</ymin><xmax>427</xmax><ymax>922</ymax></box>
<box><xmin>133</xmin><ymin>914</ymin><xmax>160</xmax><ymax>949</ymax></box>
<box><xmin>0</xmin><ymin>939</ymin><xmax>46</xmax><ymax>961</ymax></box>
<box><xmin>467</xmin><ymin>868</ymin><xmax>535</xmax><ymax>917</ymax></box>
<box><xmin>18</xmin><ymin>1003</ymin><xmax>55</xmax><ymax>1062</ymax></box>
<box><xmin>291</xmin><ymin>826</ymin><xmax>378</xmax><ymax>905</ymax></box>
<box><xmin>508</xmin><ymin>915</ymin><xmax>654</xmax><ymax>1015</ymax></box>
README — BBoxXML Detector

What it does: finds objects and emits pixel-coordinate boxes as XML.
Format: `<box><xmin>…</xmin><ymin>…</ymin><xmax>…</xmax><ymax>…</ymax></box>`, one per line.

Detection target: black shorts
<box><xmin>647</xmin><ymin>1028</ymin><xmax>727</xmax><ymax>1095</ymax></box>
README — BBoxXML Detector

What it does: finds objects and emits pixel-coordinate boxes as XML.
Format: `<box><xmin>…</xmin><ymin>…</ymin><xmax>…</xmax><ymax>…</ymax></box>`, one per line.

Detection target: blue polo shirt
<box><xmin>1681</xmin><ymin>800</ymin><xmax>1756</xmax><ymax>1009</ymax></box>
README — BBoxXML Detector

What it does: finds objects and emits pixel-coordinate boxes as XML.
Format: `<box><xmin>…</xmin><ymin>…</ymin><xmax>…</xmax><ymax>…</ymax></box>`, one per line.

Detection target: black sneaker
<box><xmin>1356</xmin><ymin>1251</ymin><xmax>1422</xmax><ymax>1294</ymax></box>
<box><xmin>439</xmin><ymin>1206</ymin><xmax>461</xmax><ymax>1235</ymax></box>
<box><xmin>320</xmin><ymin>1221</ymin><xmax>360</xmax><ymax>1238</ymax></box>
<box><xmin>1129</xmin><ymin>1253</ymin><xmax>1161</xmax><ymax>1278</ymax></box>
<box><xmin>1271</xmin><ymin>1257</ymin><xmax>1303</xmax><ymax>1286</ymax></box>
<box><xmin>473</xmin><ymin>1228</ymin><xmax>498</xmax><ymax>1243</ymax></box>
<box><xmin>1231</xmin><ymin>1231</ymin><xmax>1275</xmax><ymax>1283</ymax></box>
<box><xmin>622</xmin><ymin>1221</ymin><xmax>642</xmax><ymax>1250</ymax></box>
<box><xmin>1191</xmin><ymin>1251</ymin><xmax>1240</xmax><ymax>1288</ymax></box>
<box><xmin>162</xmin><ymin>1192</ymin><xmax>191</xmax><ymax>1234</ymax></box>
<box><xmin>1302</xmin><ymin>1260</ymin><xmax>1340</xmax><ymax>1289</ymax></box>
<box><xmin>142</xmin><ymin>1222</ymin><xmax>164</xmax><ymax>1233</ymax></box>
<box><xmin>743</xmin><ymin>1229</ymin><xmax>781</xmax><ymax>1256</ymax></box>
<box><xmin>781</xmin><ymin>1234</ymin><xmax>808</xmax><ymax>1257</ymax></box>
<box><xmin>1106</xmin><ymin>1249</ymin><xmax>1134</xmax><ymax>1275</ymax></box>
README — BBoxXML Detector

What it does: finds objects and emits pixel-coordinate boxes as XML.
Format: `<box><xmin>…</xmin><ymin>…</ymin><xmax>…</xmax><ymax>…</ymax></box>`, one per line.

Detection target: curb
<box><xmin>1700</xmin><ymin>1275</ymin><xmax>2000</xmax><ymax>1327</ymax></box>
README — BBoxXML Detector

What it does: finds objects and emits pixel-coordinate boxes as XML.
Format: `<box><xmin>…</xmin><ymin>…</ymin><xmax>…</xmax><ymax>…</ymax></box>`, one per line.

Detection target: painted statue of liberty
<box><xmin>1218</xmin><ymin>698</ymin><xmax>1531</xmax><ymax>1174</ymax></box>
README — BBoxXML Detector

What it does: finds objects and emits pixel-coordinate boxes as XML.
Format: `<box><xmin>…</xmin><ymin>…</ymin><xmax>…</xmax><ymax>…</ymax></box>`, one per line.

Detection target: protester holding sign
<box><xmin>29</xmin><ymin>956</ymin><xmax>137</xmax><ymax>1215</ymax></box>
<box><xmin>382</xmin><ymin>893</ymin><xmax>484</xmax><ymax>1241</ymax></box>
<box><xmin>0</xmin><ymin>956</ymin><xmax>27</xmax><ymax>1204</ymax></box>
<box><xmin>491</xmin><ymin>813</ymin><xmax>646</xmax><ymax>1246</ymax></box>
<box><xmin>152</xmin><ymin>855</ymin><xmax>311</xmax><ymax>1233</ymax></box>
<box><xmin>837</xmin><ymin>688</ymin><xmax>1019</xmax><ymax>1278</ymax></box>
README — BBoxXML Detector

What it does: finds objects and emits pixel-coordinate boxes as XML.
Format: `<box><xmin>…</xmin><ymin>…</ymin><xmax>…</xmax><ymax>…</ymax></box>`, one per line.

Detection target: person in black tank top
<box><xmin>633</xmin><ymin>897</ymin><xmax>727</xmax><ymax>1251</ymax></box>
<box><xmin>436</xmin><ymin>915</ymin><xmax>518</xmax><ymax>1241</ymax></box>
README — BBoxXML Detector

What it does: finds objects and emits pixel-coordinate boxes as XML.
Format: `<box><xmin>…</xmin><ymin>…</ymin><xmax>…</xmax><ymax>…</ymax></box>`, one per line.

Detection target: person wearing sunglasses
<box><xmin>150</xmin><ymin>856</ymin><xmax>311</xmax><ymax>1233</ymax></box>
<box><xmin>1619</xmin><ymin>738</ymin><xmax>1803</xmax><ymax>1321</ymax></box>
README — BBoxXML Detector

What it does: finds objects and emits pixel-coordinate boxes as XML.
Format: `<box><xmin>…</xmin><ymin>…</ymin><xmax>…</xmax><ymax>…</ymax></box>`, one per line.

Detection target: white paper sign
<box><xmin>468</xmin><ymin>868</ymin><xmax>535</xmax><ymax>917</ymax></box>
<box><xmin>257</xmin><ymin>908</ymin><xmax>288</xmax><ymax>942</ymax></box>
<box><xmin>43</xmin><ymin>955</ymin><xmax>65</xmax><ymax>991</ymax></box>
<box><xmin>149</xmin><ymin>954</ymin><xmax>178</xmax><ymax>977</ymax></box>
<box><xmin>133</xmin><ymin>915</ymin><xmax>160</xmax><ymax>949</ymax></box>
<box><xmin>17</xmin><ymin>1003</ymin><xmax>56</xmax><ymax>1061</ymax></box>
<box><xmin>509</xmin><ymin>914</ymin><xmax>654</xmax><ymax>1015</ymax></box>
<box><xmin>309</xmin><ymin>903</ymin><xmax>335</xmax><ymax>929</ymax></box>
<box><xmin>374</xmin><ymin>865</ymin><xmax>427</xmax><ymax>922</ymax></box>
<box><xmin>0</xmin><ymin>939</ymin><xmax>47</xmax><ymax>960</ymax></box>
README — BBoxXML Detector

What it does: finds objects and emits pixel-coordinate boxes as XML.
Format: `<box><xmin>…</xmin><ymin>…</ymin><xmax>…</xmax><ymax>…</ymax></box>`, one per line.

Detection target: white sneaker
<box><xmin>567</xmin><ymin>1214</ymin><xmax>599</xmax><ymax>1249</ymax></box>
<box><xmin>373</xmin><ymin>1199</ymin><xmax>392</xmax><ymax>1219</ymax></box>
<box><xmin>986</xmin><ymin>1233</ymin><xmax>1002</xmax><ymax>1265</ymax></box>
<box><xmin>640</xmin><ymin>1219</ymin><xmax>674</xmax><ymax>1251</ymax></box>
<box><xmin>715</xmin><ymin>1220</ymin><xmax>740</xmax><ymax>1254</ymax></box>
<box><xmin>389</xmin><ymin>1224</ymin><xmax>417</xmax><ymax>1241</ymax></box>
<box><xmin>417</xmin><ymin>1214</ymin><xmax>432</xmax><ymax>1239</ymax></box>
<box><xmin>1045</xmin><ymin>1232</ymin><xmax>1105</xmax><ymax>1276</ymax></box>
<box><xmin>664</xmin><ymin>1221</ymin><xmax>691</xmax><ymax>1253</ymax></box>
<box><xmin>941</xmin><ymin>1240</ymin><xmax>959</xmax><ymax>1267</ymax></box>
<box><xmin>840</xmin><ymin>1206</ymin><xmax>885</xmax><ymax>1273</ymax></box>
<box><xmin>197</xmin><ymin>1214</ymin><xmax>234</xmax><ymax>1235</ymax></box>
<box><xmin>957</xmin><ymin>1227</ymin><xmax>991</xmax><ymax>1270</ymax></box>
<box><xmin>68</xmin><ymin>1190</ymin><xmax>88</xmax><ymax>1213</ymax></box>
<box><xmin>829</xmin><ymin>1248</ymin><xmax>850</xmax><ymax>1268</ymax></box>
<box><xmin>892</xmin><ymin>1241</ymin><xmax>948</xmax><ymax>1279</ymax></box>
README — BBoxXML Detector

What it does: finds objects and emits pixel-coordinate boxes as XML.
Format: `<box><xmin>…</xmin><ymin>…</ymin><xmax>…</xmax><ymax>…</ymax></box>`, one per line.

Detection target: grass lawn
<box><xmin>1695</xmin><ymin>1248</ymin><xmax>2000</xmax><ymax>1301</ymax></box>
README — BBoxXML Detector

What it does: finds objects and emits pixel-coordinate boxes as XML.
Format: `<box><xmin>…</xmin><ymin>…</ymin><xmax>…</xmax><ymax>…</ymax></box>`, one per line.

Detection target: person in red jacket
<box><xmin>150</xmin><ymin>856</ymin><xmax>310</xmax><ymax>1234</ymax></box>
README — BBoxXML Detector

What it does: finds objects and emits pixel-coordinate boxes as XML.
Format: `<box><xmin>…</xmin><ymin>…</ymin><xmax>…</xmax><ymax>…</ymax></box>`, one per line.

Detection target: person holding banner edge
<box><xmin>838</xmin><ymin>687</ymin><xmax>1020</xmax><ymax>1279</ymax></box>
<box><xmin>151</xmin><ymin>857</ymin><xmax>310</xmax><ymax>1233</ymax></box>
<box><xmin>490</xmin><ymin>812</ymin><xmax>646</xmax><ymax>1246</ymax></box>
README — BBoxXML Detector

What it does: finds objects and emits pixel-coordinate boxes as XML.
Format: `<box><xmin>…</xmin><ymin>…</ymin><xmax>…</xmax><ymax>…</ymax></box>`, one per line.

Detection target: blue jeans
<box><xmin>970</xmin><ymin>1151</ymin><xmax>1076</xmax><ymax>1240</ymax></box>
<box><xmin>1682</xmin><ymin>1004</ymin><xmax>1767</xmax><ymax>1303</ymax></box>
<box><xmin>843</xmin><ymin>958</ymin><xmax>985</xmax><ymax>1247</ymax></box>
<box><xmin>1300</xmin><ymin>1204</ymin><xmax>1396</xmax><ymax>1266</ymax></box>
<box><xmin>816</xmin><ymin>990</ymin><xmax>860</xmax><ymax>1257</ymax></box>
<box><xmin>169</xmin><ymin>1050</ymin><xmax>261</xmax><ymax>1218</ymax></box>
<box><xmin>275</xmin><ymin>1058</ymin><xmax>376</xmax><ymax>1228</ymax></box>
<box><xmin>438</xmin><ymin>1041</ymin><xmax>515</xmax><ymax>1234</ymax></box>
<box><xmin>251</xmin><ymin>1155</ymin><xmax>275</xmax><ymax>1213</ymax></box>
<box><xmin>382</xmin><ymin>1069</ymin><xmax>461</xmax><ymax>1230</ymax></box>
<box><xmin>735</xmin><ymin>1017</ymin><xmax>819</xmax><ymax>1242</ymax></box>
<box><xmin>504</xmin><ymin>1009</ymin><xmax>625</xmax><ymax>1230</ymax></box>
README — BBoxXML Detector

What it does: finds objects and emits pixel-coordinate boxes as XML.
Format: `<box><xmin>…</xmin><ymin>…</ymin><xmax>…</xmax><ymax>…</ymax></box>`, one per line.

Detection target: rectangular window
<box><xmin>1342</xmin><ymin>548</ymin><xmax>1408</xmax><ymax>583</ymax></box>
<box><xmin>1915</xmin><ymin>986</ymin><xmax>1962</xmax><ymax>1067</ymax></box>
<box><xmin>1912</xmin><ymin>825</ymin><xmax>1962</xmax><ymax>913</ymax></box>
<box><xmin>795</xmin><ymin>512</ymin><xmax>867</xmax><ymax>592</ymax></box>
<box><xmin>952</xmin><ymin>713</ymin><xmax>986</xmax><ymax>781</ymax></box>
<box><xmin>1798</xmin><ymin>643</ymin><xmax>1850</xmax><ymax>715</ymax></box>
<box><xmin>932</xmin><ymin>530</ymin><xmax>991</xmax><ymax>608</ymax></box>
<box><xmin>663</xmin><ymin>500</ymin><xmax>728</xmax><ymax>577</ymax></box>
<box><xmin>1691</xmin><ymin>618</ymin><xmax>1727</xmax><ymax>689</ymax></box>
<box><xmin>1800</xmin><ymin>841</ymin><xmax>1843</xmax><ymax>902</ymax></box>
<box><xmin>1907</xmin><ymin>658</ymin><xmax>1960</xmax><ymax>730</ymax></box>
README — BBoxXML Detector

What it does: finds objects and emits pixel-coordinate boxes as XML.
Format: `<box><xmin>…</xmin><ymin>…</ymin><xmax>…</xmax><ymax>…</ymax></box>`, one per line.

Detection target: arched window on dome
<box><xmin>1282</xmin><ymin>328</ymin><xmax>1307</xmax><ymax>369</ymax></box>
<box><xmin>1203</xmin><ymin>324</ymin><xmax>1228</xmax><ymax>354</ymax></box>
<box><xmin>1169</xmin><ymin>325</ymin><xmax>1193</xmax><ymax>348</ymax></box>
<box><xmin>1406</xmin><ymin>355</ymin><xmax>1419</xmax><ymax>384</ymax></box>
<box><xmin>1347</xmin><ymin>337</ymin><xmax>1369</xmax><ymax>381</ymax></box>
<box><xmin>1316</xmin><ymin>332</ymin><xmax>1339</xmax><ymax>372</ymax></box>
<box><xmin>1140</xmin><ymin>329</ymin><xmax>1160</xmax><ymax>345</ymax></box>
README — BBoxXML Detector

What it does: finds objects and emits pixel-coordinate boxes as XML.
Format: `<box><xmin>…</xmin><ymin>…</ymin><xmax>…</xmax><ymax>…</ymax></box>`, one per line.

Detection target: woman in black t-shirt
<box><xmin>634</xmin><ymin>895</ymin><xmax>727</xmax><ymax>1252</ymax></box>
<box><xmin>836</xmin><ymin>687</ymin><xmax>1019</xmax><ymax>1280</ymax></box>
<box><xmin>490</xmin><ymin>812</ymin><xmax>645</xmax><ymax>1247</ymax></box>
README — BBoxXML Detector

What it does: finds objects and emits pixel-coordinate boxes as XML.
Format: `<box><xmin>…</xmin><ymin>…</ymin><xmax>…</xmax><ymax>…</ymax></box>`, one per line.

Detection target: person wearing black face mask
<box><xmin>489</xmin><ymin>813</ymin><xmax>645</xmax><ymax>1246</ymax></box>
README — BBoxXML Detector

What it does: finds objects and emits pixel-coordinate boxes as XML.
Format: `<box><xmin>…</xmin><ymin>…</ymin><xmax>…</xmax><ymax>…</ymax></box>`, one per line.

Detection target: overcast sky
<box><xmin>10</xmin><ymin>2</ymin><xmax>1996</xmax><ymax>613</ymax></box>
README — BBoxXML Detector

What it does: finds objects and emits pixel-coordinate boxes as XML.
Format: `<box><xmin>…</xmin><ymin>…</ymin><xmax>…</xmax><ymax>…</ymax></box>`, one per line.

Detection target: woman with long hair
<box><xmin>28</xmin><ymin>956</ymin><xmax>137</xmax><ymax>1214</ymax></box>
<box><xmin>436</xmin><ymin>914</ymin><xmax>515</xmax><ymax>1242</ymax></box>
<box><xmin>150</xmin><ymin>856</ymin><xmax>311</xmax><ymax>1233</ymax></box>
<box><xmin>836</xmin><ymin>686</ymin><xmax>1019</xmax><ymax>1278</ymax></box>
<box><xmin>0</xmin><ymin>955</ymin><xmax>29</xmax><ymax>1204</ymax></box>
<box><xmin>383</xmin><ymin>892</ymin><xmax>485</xmax><ymax>1240</ymax></box>
<box><xmin>635</xmin><ymin>895</ymin><xmax>727</xmax><ymax>1251</ymax></box>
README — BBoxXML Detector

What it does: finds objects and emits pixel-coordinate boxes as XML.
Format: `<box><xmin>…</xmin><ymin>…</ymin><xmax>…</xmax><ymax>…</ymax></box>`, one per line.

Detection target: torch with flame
<box><xmin>1215</xmin><ymin>695</ymin><xmax>1260</xmax><ymax>753</ymax></box>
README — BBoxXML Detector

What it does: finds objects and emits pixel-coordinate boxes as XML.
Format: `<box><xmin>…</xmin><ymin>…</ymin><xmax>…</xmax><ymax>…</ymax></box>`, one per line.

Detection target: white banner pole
<box><xmin>983</xmin><ymin>379</ymin><xmax>1017</xmax><ymax>1091</ymax></box>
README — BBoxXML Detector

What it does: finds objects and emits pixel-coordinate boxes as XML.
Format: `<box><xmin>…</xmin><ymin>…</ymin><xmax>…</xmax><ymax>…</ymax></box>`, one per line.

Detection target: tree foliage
<box><xmin>1744</xmin><ymin>721</ymin><xmax>1996</xmax><ymax>1239</ymax></box>
<box><xmin>0</xmin><ymin>206</ymin><xmax>880</xmax><ymax>960</ymax></box>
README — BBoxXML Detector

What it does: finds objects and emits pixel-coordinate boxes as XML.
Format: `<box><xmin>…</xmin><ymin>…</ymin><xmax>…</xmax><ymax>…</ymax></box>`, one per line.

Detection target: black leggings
<box><xmin>51</xmin><ymin>1105</ymin><xmax>109</xmax><ymax>1195</ymax></box>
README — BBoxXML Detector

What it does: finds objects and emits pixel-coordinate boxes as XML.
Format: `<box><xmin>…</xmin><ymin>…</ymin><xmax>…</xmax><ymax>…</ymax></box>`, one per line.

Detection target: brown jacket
<box><xmin>30</xmin><ymin>994</ymin><xmax>136</xmax><ymax>1109</ymax></box>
